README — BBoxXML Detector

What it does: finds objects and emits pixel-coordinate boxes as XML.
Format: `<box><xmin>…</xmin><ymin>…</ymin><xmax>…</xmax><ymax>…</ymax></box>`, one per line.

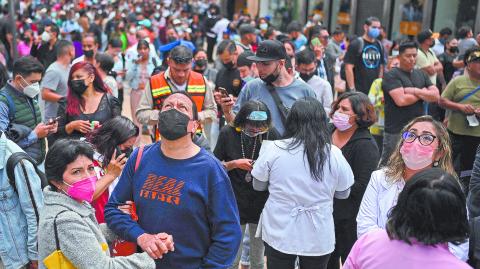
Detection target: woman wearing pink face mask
<box><xmin>328</xmin><ymin>92</ymin><xmax>379</xmax><ymax>269</ymax></box>
<box><xmin>356</xmin><ymin>115</ymin><xmax>469</xmax><ymax>260</ymax></box>
<box><xmin>38</xmin><ymin>139</ymin><xmax>173</xmax><ymax>268</ymax></box>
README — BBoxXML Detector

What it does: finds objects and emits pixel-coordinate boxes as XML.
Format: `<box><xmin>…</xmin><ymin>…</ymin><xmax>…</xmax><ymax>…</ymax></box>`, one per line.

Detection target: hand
<box><xmin>48</xmin><ymin>121</ymin><xmax>59</xmax><ymax>134</ymax></box>
<box><xmin>460</xmin><ymin>104</ymin><xmax>476</xmax><ymax>115</ymax></box>
<box><xmin>29</xmin><ymin>260</ymin><xmax>38</xmax><ymax>269</ymax></box>
<box><xmin>475</xmin><ymin>108</ymin><xmax>480</xmax><ymax>117</ymax></box>
<box><xmin>69</xmin><ymin>120</ymin><xmax>91</xmax><ymax>133</ymax></box>
<box><xmin>34</xmin><ymin>123</ymin><xmax>55</xmax><ymax>138</ymax></box>
<box><xmin>118</xmin><ymin>200</ymin><xmax>133</xmax><ymax>215</ymax></box>
<box><xmin>234</xmin><ymin>159</ymin><xmax>253</xmax><ymax>171</ymax></box>
<box><xmin>106</xmin><ymin>149</ymin><xmax>127</xmax><ymax>178</ymax></box>
<box><xmin>156</xmin><ymin>233</ymin><xmax>174</xmax><ymax>252</ymax></box>
<box><xmin>138</xmin><ymin>81</ymin><xmax>146</xmax><ymax>90</ymax></box>
<box><xmin>137</xmin><ymin>233</ymin><xmax>169</xmax><ymax>259</ymax></box>
<box><xmin>214</xmin><ymin>92</ymin><xmax>235</xmax><ymax>114</ymax></box>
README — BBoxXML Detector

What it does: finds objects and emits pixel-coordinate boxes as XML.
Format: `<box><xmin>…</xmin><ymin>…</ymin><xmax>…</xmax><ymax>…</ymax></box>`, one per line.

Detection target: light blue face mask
<box><xmin>368</xmin><ymin>27</ymin><xmax>380</xmax><ymax>39</ymax></box>
<box><xmin>247</xmin><ymin>111</ymin><xmax>268</xmax><ymax>121</ymax></box>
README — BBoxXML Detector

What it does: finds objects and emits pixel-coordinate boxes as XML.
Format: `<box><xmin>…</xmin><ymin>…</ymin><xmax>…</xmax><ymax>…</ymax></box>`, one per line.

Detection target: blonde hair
<box><xmin>384</xmin><ymin>116</ymin><xmax>456</xmax><ymax>182</ymax></box>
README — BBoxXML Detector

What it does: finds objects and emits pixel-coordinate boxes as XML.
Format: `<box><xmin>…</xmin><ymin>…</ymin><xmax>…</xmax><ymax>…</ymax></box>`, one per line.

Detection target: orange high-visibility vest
<box><xmin>150</xmin><ymin>71</ymin><xmax>206</xmax><ymax>141</ymax></box>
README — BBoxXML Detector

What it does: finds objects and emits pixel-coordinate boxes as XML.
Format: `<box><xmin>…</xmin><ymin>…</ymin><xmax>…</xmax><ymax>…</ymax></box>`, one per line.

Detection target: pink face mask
<box><xmin>400</xmin><ymin>141</ymin><xmax>435</xmax><ymax>170</ymax></box>
<box><xmin>64</xmin><ymin>176</ymin><xmax>97</xmax><ymax>203</ymax></box>
<box><xmin>332</xmin><ymin>111</ymin><xmax>353</xmax><ymax>131</ymax></box>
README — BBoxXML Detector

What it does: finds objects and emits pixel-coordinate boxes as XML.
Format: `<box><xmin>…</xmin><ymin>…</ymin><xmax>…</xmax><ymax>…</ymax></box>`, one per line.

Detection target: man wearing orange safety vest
<box><xmin>136</xmin><ymin>45</ymin><xmax>217</xmax><ymax>146</ymax></box>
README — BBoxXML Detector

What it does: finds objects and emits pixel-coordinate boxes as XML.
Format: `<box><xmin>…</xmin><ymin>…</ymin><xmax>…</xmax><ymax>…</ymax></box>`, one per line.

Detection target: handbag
<box><xmin>112</xmin><ymin>145</ymin><xmax>144</xmax><ymax>257</ymax></box>
<box><xmin>43</xmin><ymin>211</ymin><xmax>76</xmax><ymax>269</ymax></box>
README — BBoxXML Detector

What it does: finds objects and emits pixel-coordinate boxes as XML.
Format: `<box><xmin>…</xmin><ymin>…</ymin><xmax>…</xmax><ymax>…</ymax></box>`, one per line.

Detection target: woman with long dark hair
<box><xmin>214</xmin><ymin>100</ymin><xmax>279</xmax><ymax>269</ymax></box>
<box><xmin>87</xmin><ymin>116</ymin><xmax>139</xmax><ymax>223</ymax></box>
<box><xmin>56</xmin><ymin>62</ymin><xmax>121</xmax><ymax>141</ymax></box>
<box><xmin>252</xmin><ymin>97</ymin><xmax>354</xmax><ymax>269</ymax></box>
<box><xmin>345</xmin><ymin>168</ymin><xmax>469</xmax><ymax>269</ymax></box>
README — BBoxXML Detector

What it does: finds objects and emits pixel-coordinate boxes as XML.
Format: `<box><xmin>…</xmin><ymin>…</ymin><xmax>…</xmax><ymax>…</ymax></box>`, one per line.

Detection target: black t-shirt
<box><xmin>382</xmin><ymin>67</ymin><xmax>433</xmax><ymax>133</ymax></box>
<box><xmin>215</xmin><ymin>67</ymin><xmax>243</xmax><ymax>97</ymax></box>
<box><xmin>438</xmin><ymin>52</ymin><xmax>456</xmax><ymax>84</ymax></box>
<box><xmin>344</xmin><ymin>37</ymin><xmax>385</xmax><ymax>94</ymax></box>
<box><xmin>213</xmin><ymin>125</ymin><xmax>279</xmax><ymax>224</ymax></box>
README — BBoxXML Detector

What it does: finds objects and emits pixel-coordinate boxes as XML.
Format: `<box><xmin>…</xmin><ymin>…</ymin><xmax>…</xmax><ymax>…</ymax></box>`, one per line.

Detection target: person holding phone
<box><xmin>55</xmin><ymin>62</ymin><xmax>121</xmax><ymax>141</ymax></box>
<box><xmin>87</xmin><ymin>116</ymin><xmax>139</xmax><ymax>223</ymax></box>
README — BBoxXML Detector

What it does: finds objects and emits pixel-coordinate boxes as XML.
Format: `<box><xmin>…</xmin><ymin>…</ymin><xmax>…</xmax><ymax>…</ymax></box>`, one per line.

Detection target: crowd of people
<box><xmin>1</xmin><ymin>0</ymin><xmax>480</xmax><ymax>269</ymax></box>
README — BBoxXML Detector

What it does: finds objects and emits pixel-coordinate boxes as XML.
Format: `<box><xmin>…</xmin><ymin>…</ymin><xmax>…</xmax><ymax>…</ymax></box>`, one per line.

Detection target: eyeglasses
<box><xmin>402</xmin><ymin>131</ymin><xmax>437</xmax><ymax>146</ymax></box>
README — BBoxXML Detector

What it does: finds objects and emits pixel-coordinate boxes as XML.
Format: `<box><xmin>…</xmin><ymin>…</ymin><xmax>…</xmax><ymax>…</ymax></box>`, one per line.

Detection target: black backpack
<box><xmin>6</xmin><ymin>152</ymin><xmax>48</xmax><ymax>222</ymax></box>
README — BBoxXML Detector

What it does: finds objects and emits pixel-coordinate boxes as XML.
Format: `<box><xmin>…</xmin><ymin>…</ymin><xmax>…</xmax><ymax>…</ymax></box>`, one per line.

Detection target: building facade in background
<box><xmin>228</xmin><ymin>0</ymin><xmax>480</xmax><ymax>40</ymax></box>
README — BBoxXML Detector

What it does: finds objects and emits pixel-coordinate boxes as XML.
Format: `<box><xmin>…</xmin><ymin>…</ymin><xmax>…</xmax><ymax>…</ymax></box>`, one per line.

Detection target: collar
<box><xmin>164</xmin><ymin>68</ymin><xmax>188</xmax><ymax>89</ymax></box>
<box><xmin>5</xmin><ymin>81</ymin><xmax>27</xmax><ymax>98</ymax></box>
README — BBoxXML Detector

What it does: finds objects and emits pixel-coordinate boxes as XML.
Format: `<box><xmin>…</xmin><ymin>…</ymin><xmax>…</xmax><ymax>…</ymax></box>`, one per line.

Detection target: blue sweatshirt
<box><xmin>104</xmin><ymin>143</ymin><xmax>242</xmax><ymax>269</ymax></box>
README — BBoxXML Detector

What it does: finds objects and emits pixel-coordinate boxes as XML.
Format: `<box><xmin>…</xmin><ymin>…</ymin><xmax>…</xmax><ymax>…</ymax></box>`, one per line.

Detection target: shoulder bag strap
<box><xmin>134</xmin><ymin>145</ymin><xmax>145</xmax><ymax>172</ymax></box>
<box><xmin>266</xmin><ymin>84</ymin><xmax>289</xmax><ymax>125</ymax></box>
<box><xmin>461</xmin><ymin>85</ymin><xmax>480</xmax><ymax>102</ymax></box>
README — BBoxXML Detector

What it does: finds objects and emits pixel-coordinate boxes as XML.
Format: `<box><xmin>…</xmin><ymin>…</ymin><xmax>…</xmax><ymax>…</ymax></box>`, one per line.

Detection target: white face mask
<box><xmin>41</xmin><ymin>31</ymin><xmax>51</xmax><ymax>42</ymax></box>
<box><xmin>21</xmin><ymin>77</ymin><xmax>40</xmax><ymax>98</ymax></box>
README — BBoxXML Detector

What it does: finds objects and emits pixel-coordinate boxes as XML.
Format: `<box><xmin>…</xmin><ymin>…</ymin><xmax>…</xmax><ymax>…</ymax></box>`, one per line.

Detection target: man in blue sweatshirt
<box><xmin>105</xmin><ymin>92</ymin><xmax>242</xmax><ymax>268</ymax></box>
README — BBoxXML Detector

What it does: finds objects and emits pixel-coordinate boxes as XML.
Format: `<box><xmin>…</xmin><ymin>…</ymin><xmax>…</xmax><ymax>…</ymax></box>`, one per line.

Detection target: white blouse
<box><xmin>251</xmin><ymin>139</ymin><xmax>354</xmax><ymax>256</ymax></box>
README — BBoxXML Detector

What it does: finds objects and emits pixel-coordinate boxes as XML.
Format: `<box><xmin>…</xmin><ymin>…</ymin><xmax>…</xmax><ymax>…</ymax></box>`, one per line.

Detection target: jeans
<box><xmin>229</xmin><ymin>224</ymin><xmax>264</xmax><ymax>269</ymax></box>
<box><xmin>264</xmin><ymin>243</ymin><xmax>330</xmax><ymax>269</ymax></box>
<box><xmin>240</xmin><ymin>224</ymin><xmax>251</xmax><ymax>266</ymax></box>
<box><xmin>379</xmin><ymin>132</ymin><xmax>401</xmax><ymax>167</ymax></box>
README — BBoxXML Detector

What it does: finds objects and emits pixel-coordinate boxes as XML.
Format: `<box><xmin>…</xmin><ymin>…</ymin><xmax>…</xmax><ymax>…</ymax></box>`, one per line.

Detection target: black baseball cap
<box><xmin>237</xmin><ymin>51</ymin><xmax>254</xmax><ymax>67</ymax></box>
<box><xmin>238</xmin><ymin>24</ymin><xmax>256</xmax><ymax>36</ymax></box>
<box><xmin>417</xmin><ymin>29</ymin><xmax>433</xmax><ymax>43</ymax></box>
<box><xmin>247</xmin><ymin>40</ymin><xmax>287</xmax><ymax>62</ymax></box>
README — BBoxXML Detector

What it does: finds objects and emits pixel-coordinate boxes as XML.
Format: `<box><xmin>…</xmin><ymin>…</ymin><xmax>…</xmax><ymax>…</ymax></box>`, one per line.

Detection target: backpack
<box><xmin>340</xmin><ymin>37</ymin><xmax>382</xmax><ymax>81</ymax></box>
<box><xmin>6</xmin><ymin>151</ymin><xmax>47</xmax><ymax>222</ymax></box>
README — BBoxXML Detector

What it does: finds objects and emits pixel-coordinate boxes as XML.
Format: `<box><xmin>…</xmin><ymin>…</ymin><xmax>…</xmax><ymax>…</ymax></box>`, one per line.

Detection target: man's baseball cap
<box><xmin>417</xmin><ymin>29</ymin><xmax>433</xmax><ymax>43</ymax></box>
<box><xmin>247</xmin><ymin>40</ymin><xmax>287</xmax><ymax>62</ymax></box>
<box><xmin>238</xmin><ymin>24</ymin><xmax>256</xmax><ymax>36</ymax></box>
<box><xmin>237</xmin><ymin>51</ymin><xmax>255</xmax><ymax>67</ymax></box>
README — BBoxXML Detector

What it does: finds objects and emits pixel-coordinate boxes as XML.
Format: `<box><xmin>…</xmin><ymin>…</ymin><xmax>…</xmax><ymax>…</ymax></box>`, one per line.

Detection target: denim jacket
<box><xmin>125</xmin><ymin>57</ymin><xmax>156</xmax><ymax>90</ymax></box>
<box><xmin>0</xmin><ymin>133</ymin><xmax>44</xmax><ymax>269</ymax></box>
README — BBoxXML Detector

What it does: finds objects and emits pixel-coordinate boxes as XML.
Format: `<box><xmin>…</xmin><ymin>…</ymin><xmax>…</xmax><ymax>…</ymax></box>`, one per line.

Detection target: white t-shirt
<box><xmin>252</xmin><ymin>138</ymin><xmax>354</xmax><ymax>256</ymax></box>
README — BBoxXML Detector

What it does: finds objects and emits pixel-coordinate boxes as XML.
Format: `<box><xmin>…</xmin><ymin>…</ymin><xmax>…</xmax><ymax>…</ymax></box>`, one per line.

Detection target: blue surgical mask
<box><xmin>368</xmin><ymin>27</ymin><xmax>380</xmax><ymax>39</ymax></box>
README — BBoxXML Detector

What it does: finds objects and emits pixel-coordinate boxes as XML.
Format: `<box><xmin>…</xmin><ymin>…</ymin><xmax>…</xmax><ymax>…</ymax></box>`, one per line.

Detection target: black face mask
<box><xmin>70</xmin><ymin>79</ymin><xmax>88</xmax><ymax>95</ymax></box>
<box><xmin>158</xmin><ymin>109</ymin><xmax>192</xmax><ymax>140</ymax></box>
<box><xmin>261</xmin><ymin>64</ymin><xmax>280</xmax><ymax>85</ymax></box>
<box><xmin>224</xmin><ymin>61</ymin><xmax>235</xmax><ymax>70</ymax></box>
<box><xmin>300</xmin><ymin>72</ymin><xmax>315</xmax><ymax>82</ymax></box>
<box><xmin>450</xmin><ymin>46</ymin><xmax>459</xmax><ymax>53</ymax></box>
<box><xmin>115</xmin><ymin>145</ymin><xmax>133</xmax><ymax>158</ymax></box>
<box><xmin>195</xmin><ymin>59</ymin><xmax>207</xmax><ymax>68</ymax></box>
<box><xmin>167</xmin><ymin>36</ymin><xmax>177</xmax><ymax>43</ymax></box>
<box><xmin>83</xmin><ymin>49</ymin><xmax>94</xmax><ymax>58</ymax></box>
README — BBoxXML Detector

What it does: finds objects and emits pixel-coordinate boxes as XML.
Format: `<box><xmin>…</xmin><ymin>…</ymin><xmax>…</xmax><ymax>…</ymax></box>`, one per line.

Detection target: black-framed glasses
<box><xmin>402</xmin><ymin>131</ymin><xmax>437</xmax><ymax>146</ymax></box>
